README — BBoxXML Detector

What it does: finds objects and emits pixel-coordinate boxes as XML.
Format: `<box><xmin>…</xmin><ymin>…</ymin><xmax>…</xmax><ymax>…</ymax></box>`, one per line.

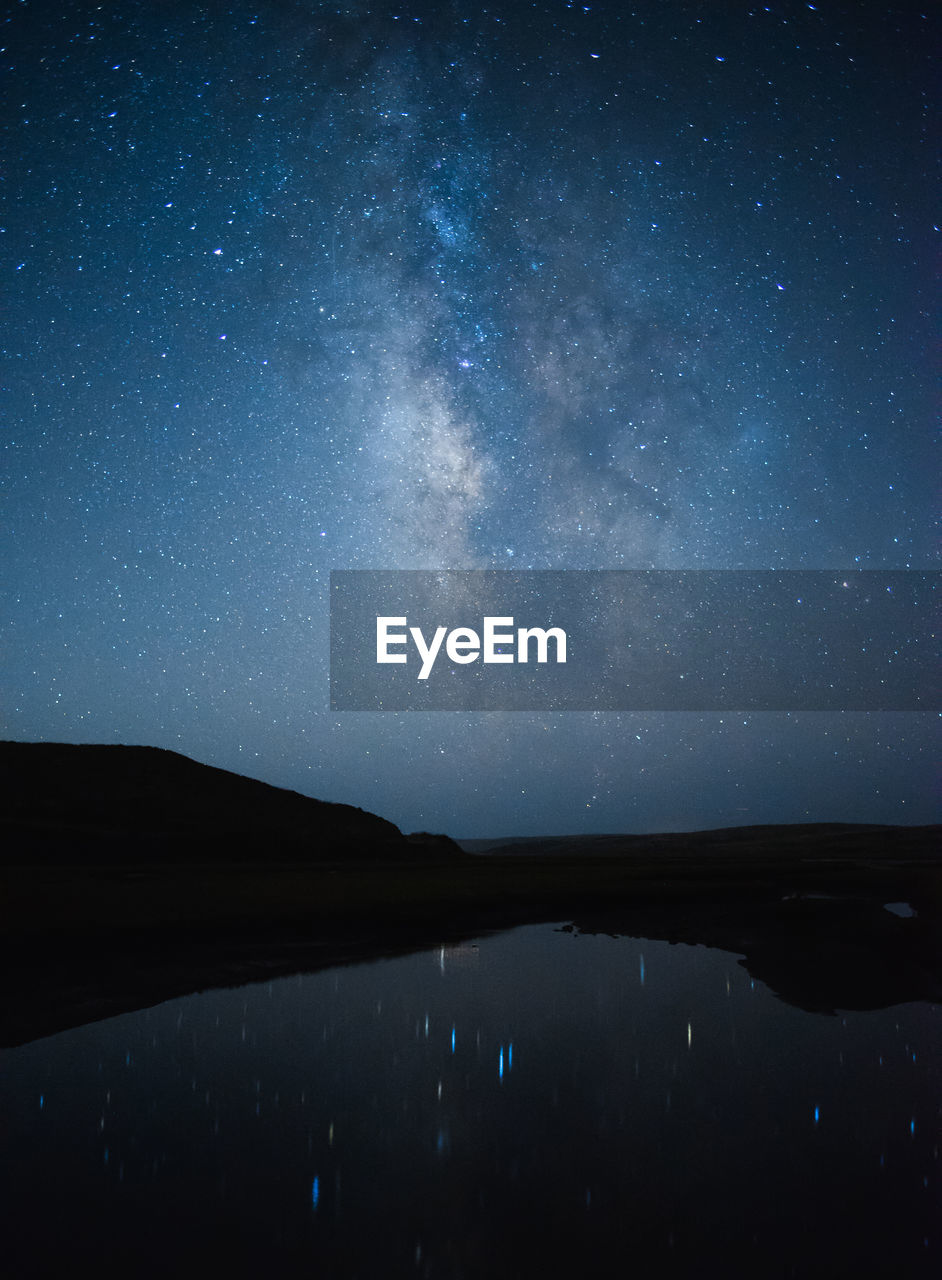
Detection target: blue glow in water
<box><xmin>1</xmin><ymin>920</ymin><xmax>933</xmax><ymax>1277</ymax></box>
<box><xmin>640</xmin><ymin>954</ymin><xmax>645</xmax><ymax>985</ymax></box>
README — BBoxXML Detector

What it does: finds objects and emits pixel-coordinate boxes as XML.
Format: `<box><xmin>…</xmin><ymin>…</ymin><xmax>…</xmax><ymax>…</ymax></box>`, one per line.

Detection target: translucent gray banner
<box><xmin>329</xmin><ymin>570</ymin><xmax>938</xmax><ymax>711</ymax></box>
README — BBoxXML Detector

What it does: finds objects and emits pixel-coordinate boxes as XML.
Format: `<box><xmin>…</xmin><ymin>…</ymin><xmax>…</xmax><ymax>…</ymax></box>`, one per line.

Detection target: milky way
<box><xmin>3</xmin><ymin>1</ymin><xmax>937</xmax><ymax>833</ymax></box>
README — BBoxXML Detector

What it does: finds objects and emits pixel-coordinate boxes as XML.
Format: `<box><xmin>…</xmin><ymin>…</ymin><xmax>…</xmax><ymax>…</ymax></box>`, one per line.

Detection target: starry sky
<box><xmin>3</xmin><ymin>0</ymin><xmax>938</xmax><ymax>836</ymax></box>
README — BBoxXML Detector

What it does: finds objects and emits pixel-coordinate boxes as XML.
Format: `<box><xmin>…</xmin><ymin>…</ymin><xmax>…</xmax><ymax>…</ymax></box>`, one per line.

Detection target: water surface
<box><xmin>1</xmin><ymin>924</ymin><xmax>937</xmax><ymax>1277</ymax></box>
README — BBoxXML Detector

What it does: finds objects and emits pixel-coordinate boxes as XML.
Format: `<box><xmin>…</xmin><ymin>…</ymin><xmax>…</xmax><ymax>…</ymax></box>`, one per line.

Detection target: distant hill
<box><xmin>0</xmin><ymin>741</ymin><xmax>452</xmax><ymax>863</ymax></box>
<box><xmin>458</xmin><ymin>824</ymin><xmax>941</xmax><ymax>860</ymax></box>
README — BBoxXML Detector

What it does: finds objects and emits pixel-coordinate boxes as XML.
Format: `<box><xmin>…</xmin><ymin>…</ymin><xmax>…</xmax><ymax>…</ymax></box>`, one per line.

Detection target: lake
<box><xmin>1</xmin><ymin>923</ymin><xmax>937</xmax><ymax>1277</ymax></box>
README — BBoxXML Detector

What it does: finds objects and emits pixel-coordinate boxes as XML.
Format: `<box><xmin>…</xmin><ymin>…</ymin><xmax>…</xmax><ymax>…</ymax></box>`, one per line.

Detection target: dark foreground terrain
<box><xmin>1</xmin><ymin>741</ymin><xmax>939</xmax><ymax>1046</ymax></box>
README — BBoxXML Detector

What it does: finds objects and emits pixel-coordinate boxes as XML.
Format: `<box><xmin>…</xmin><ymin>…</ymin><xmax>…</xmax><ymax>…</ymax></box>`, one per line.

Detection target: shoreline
<box><xmin>1</xmin><ymin>822</ymin><xmax>939</xmax><ymax>1047</ymax></box>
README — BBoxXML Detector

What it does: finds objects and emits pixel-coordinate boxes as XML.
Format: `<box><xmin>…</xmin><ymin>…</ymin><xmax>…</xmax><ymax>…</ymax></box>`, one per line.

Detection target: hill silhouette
<box><xmin>0</xmin><ymin>739</ymin><xmax>938</xmax><ymax>1045</ymax></box>
<box><xmin>0</xmin><ymin>741</ymin><xmax>452</xmax><ymax>862</ymax></box>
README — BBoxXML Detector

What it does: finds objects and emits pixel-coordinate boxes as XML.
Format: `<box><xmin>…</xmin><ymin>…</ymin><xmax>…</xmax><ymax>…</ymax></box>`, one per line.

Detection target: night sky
<box><xmin>3</xmin><ymin>1</ymin><xmax>937</xmax><ymax>836</ymax></box>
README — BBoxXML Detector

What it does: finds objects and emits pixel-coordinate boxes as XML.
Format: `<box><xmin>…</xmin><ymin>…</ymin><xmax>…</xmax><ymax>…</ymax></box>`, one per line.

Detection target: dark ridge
<box><xmin>0</xmin><ymin>740</ymin><xmax>445</xmax><ymax>863</ymax></box>
<box><xmin>405</xmin><ymin>830</ymin><xmax>466</xmax><ymax>855</ymax></box>
<box><xmin>0</xmin><ymin>740</ymin><xmax>938</xmax><ymax>1045</ymax></box>
<box><xmin>459</xmin><ymin>823</ymin><xmax>940</xmax><ymax>859</ymax></box>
